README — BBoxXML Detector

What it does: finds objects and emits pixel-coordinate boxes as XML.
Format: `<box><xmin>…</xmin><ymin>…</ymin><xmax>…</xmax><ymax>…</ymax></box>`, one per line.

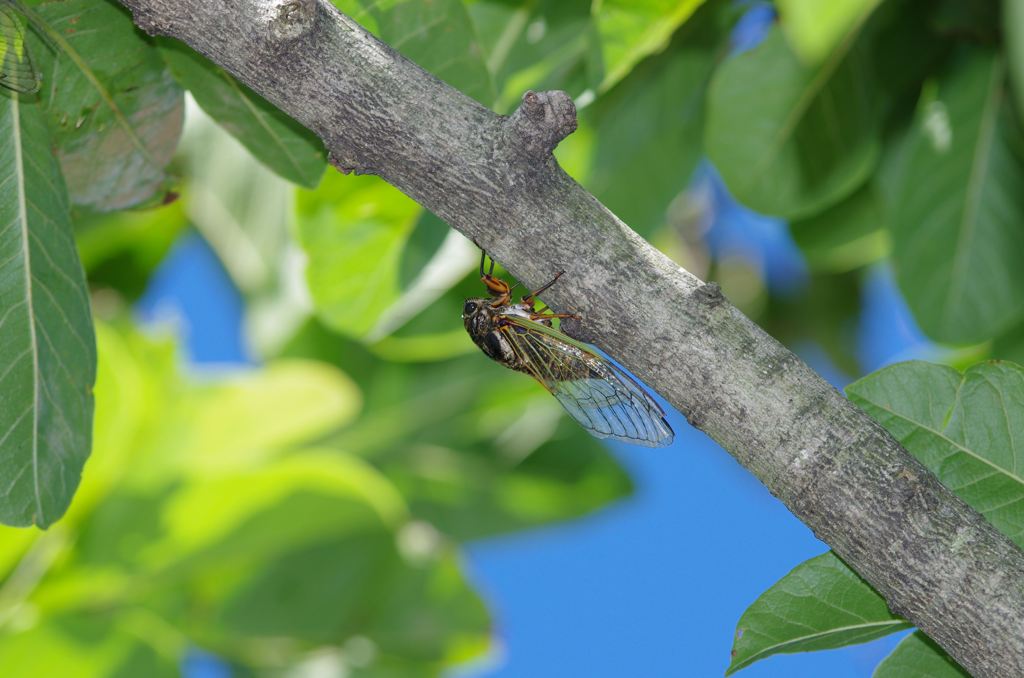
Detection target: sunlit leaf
<box><xmin>0</xmin><ymin>612</ymin><xmax>179</xmax><ymax>677</ymax></box>
<box><xmin>726</xmin><ymin>552</ymin><xmax>909</xmax><ymax>675</ymax></box>
<box><xmin>472</xmin><ymin>0</ymin><xmax>704</xmax><ymax>110</ymax></box>
<box><xmin>593</xmin><ymin>0</ymin><xmax>705</xmax><ymax>92</ymax></box>
<box><xmin>296</xmin><ymin>172</ymin><xmax>420</xmax><ymax>339</ymax></box>
<box><xmin>776</xmin><ymin>0</ymin><xmax>882</xmax><ymax>64</ymax></box>
<box><xmin>0</xmin><ymin>93</ymin><xmax>95</xmax><ymax>528</ymax></box>
<box><xmin>705</xmin><ymin>25</ymin><xmax>879</xmax><ymax>218</ymax></box>
<box><xmin>873</xmin><ymin>631</ymin><xmax>968</xmax><ymax>678</ymax></box>
<box><xmin>25</xmin><ymin>0</ymin><xmax>184</xmax><ymax>211</ymax></box>
<box><xmin>159</xmin><ymin>39</ymin><xmax>325</xmax><ymax>188</ymax></box>
<box><xmin>887</xmin><ymin>49</ymin><xmax>1024</xmax><ymax>344</ymax></box>
<box><xmin>172</xmin><ymin>363</ymin><xmax>363</xmax><ymax>474</ymax></box>
<box><xmin>0</xmin><ymin>4</ymin><xmax>40</xmax><ymax>94</ymax></box>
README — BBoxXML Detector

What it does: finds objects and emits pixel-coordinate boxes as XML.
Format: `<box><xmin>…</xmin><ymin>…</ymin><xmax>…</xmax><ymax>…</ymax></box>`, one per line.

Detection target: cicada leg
<box><xmin>530</xmin><ymin>311</ymin><xmax>580</xmax><ymax>321</ymax></box>
<box><xmin>478</xmin><ymin>251</ymin><xmax>513</xmax><ymax>305</ymax></box>
<box><xmin>522</xmin><ymin>270</ymin><xmax>565</xmax><ymax>306</ymax></box>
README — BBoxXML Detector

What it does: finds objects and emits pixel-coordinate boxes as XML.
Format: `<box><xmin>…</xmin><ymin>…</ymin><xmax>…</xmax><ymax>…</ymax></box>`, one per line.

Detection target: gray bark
<box><xmin>117</xmin><ymin>0</ymin><xmax>1024</xmax><ymax>675</ymax></box>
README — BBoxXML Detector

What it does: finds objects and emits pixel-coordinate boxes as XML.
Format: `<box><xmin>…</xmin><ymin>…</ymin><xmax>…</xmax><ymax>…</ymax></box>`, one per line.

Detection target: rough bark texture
<box><xmin>117</xmin><ymin>1</ymin><xmax>1024</xmax><ymax>675</ymax></box>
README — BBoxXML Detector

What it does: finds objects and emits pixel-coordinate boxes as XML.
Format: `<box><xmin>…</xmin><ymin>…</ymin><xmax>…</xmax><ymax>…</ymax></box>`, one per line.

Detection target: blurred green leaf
<box><xmin>285</xmin><ymin>323</ymin><xmax>633</xmax><ymax>541</ymax></box>
<box><xmin>158</xmin><ymin>39</ymin><xmax>325</xmax><ymax>188</ymax></box>
<box><xmin>333</xmin><ymin>0</ymin><xmax>494</xmax><ymax>106</ymax></box>
<box><xmin>174</xmin><ymin>101</ymin><xmax>313</xmax><ymax>356</ymax></box>
<box><xmin>25</xmin><ymin>0</ymin><xmax>184</xmax><ymax>211</ymax></box>
<box><xmin>584</xmin><ymin>0</ymin><xmax>726</xmax><ymax>237</ymax></box>
<box><xmin>296</xmin><ymin>172</ymin><xmax>420</xmax><ymax>340</ymax></box>
<box><xmin>61</xmin><ymin>323</ymin><xmax>176</xmax><ymax>520</ymax></box>
<box><xmin>472</xmin><ymin>0</ymin><xmax>705</xmax><ymax>111</ymax></box>
<box><xmin>760</xmin><ymin>270</ymin><xmax>862</xmax><ymax>377</ymax></box>
<box><xmin>887</xmin><ymin>50</ymin><xmax>1024</xmax><ymax>344</ymax></box>
<box><xmin>592</xmin><ymin>0</ymin><xmax>705</xmax><ymax>92</ymax></box>
<box><xmin>471</xmin><ymin>0</ymin><xmax>599</xmax><ymax>111</ymax></box>
<box><xmin>931</xmin><ymin>0</ymin><xmax>999</xmax><ymax>43</ymax></box>
<box><xmin>993</xmin><ymin>321</ymin><xmax>1024</xmax><ymax>365</ymax></box>
<box><xmin>789</xmin><ymin>184</ymin><xmax>888</xmax><ymax>273</ymax></box>
<box><xmin>873</xmin><ymin>631</ymin><xmax>968</xmax><ymax>677</ymax></box>
<box><xmin>848</xmin><ymin>360</ymin><xmax>1024</xmax><ymax>546</ymax></box>
<box><xmin>0</xmin><ymin>612</ymin><xmax>179</xmax><ymax>677</ymax></box>
<box><xmin>74</xmin><ymin>200</ymin><xmax>188</xmax><ymax>301</ymax></box>
<box><xmin>0</xmin><ymin>323</ymin><xmax>491</xmax><ymax>675</ymax></box>
<box><xmin>726</xmin><ymin>552</ymin><xmax>909</xmax><ymax>675</ymax></box>
<box><xmin>0</xmin><ymin>93</ymin><xmax>95</xmax><ymax>528</ymax></box>
<box><xmin>1006</xmin><ymin>0</ymin><xmax>1024</xmax><ymax>126</ymax></box>
<box><xmin>169</xmin><ymin>363</ymin><xmax>363</xmax><ymax>475</ymax></box>
<box><xmin>776</xmin><ymin>0</ymin><xmax>882</xmax><ymax>65</ymax></box>
<box><xmin>705</xmin><ymin>25</ymin><xmax>879</xmax><ymax>218</ymax></box>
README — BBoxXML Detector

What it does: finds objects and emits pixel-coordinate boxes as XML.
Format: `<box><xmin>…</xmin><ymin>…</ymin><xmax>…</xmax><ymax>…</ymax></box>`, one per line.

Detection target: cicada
<box><xmin>463</xmin><ymin>253</ymin><xmax>674</xmax><ymax>447</ymax></box>
<box><xmin>0</xmin><ymin>1</ymin><xmax>40</xmax><ymax>94</ymax></box>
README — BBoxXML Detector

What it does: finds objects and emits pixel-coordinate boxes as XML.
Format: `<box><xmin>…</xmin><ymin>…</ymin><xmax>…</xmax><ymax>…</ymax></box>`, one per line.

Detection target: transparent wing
<box><xmin>0</xmin><ymin>5</ymin><xmax>39</xmax><ymax>94</ymax></box>
<box><xmin>500</xmin><ymin>315</ymin><xmax>674</xmax><ymax>447</ymax></box>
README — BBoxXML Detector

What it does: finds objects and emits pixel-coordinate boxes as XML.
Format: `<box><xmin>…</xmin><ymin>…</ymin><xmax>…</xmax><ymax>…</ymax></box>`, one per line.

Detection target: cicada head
<box><xmin>462</xmin><ymin>298</ymin><xmax>493</xmax><ymax>337</ymax></box>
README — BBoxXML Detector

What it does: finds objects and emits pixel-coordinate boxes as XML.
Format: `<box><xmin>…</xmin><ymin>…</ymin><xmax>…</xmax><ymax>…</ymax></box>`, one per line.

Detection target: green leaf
<box><xmin>152</xmin><ymin>454</ymin><xmax>488</xmax><ymax>669</ymax></box>
<box><xmin>0</xmin><ymin>94</ymin><xmax>95</xmax><ymax>529</ymax></box>
<box><xmin>726</xmin><ymin>552</ymin><xmax>910</xmax><ymax>675</ymax></box>
<box><xmin>705</xmin><ymin>25</ymin><xmax>880</xmax><ymax>218</ymax></box>
<box><xmin>776</xmin><ymin>0</ymin><xmax>882</xmax><ymax>65</ymax></box>
<box><xmin>158</xmin><ymin>39</ymin><xmax>325</xmax><ymax>188</ymax></box>
<box><xmin>887</xmin><ymin>49</ymin><xmax>1024</xmax><ymax>344</ymax></box>
<box><xmin>470</xmin><ymin>0</ymin><xmax>599</xmax><ymax>112</ymax></box>
<box><xmin>583</xmin><ymin>0</ymin><xmax>724</xmax><ymax>237</ymax></box>
<box><xmin>1006</xmin><ymin>0</ymin><xmax>1024</xmax><ymax>126</ymax></box>
<box><xmin>296</xmin><ymin>172</ymin><xmax>421</xmax><ymax>340</ymax></box>
<box><xmin>873</xmin><ymin>631</ymin><xmax>968</xmax><ymax>678</ymax></box>
<box><xmin>333</xmin><ymin>0</ymin><xmax>494</xmax><ymax>106</ymax></box>
<box><xmin>592</xmin><ymin>0</ymin><xmax>705</xmax><ymax>92</ymax></box>
<box><xmin>993</xmin><ymin>320</ymin><xmax>1024</xmax><ymax>366</ymax></box>
<box><xmin>0</xmin><ymin>612</ymin><xmax>179</xmax><ymax>677</ymax></box>
<box><xmin>170</xmin><ymin>361</ymin><xmax>363</xmax><ymax>475</ymax></box>
<box><xmin>73</xmin><ymin>199</ymin><xmax>188</xmax><ymax>301</ymax></box>
<box><xmin>473</xmin><ymin>0</ymin><xmax>704</xmax><ymax>111</ymax></box>
<box><xmin>847</xmin><ymin>360</ymin><xmax>1024</xmax><ymax>546</ymax></box>
<box><xmin>25</xmin><ymin>0</ymin><xmax>184</xmax><ymax>211</ymax></box>
<box><xmin>789</xmin><ymin>184</ymin><xmax>888</xmax><ymax>273</ymax></box>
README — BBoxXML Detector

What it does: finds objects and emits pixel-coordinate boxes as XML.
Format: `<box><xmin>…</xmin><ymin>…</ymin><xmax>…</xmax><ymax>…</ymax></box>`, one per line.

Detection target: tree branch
<box><xmin>116</xmin><ymin>0</ymin><xmax>1024</xmax><ymax>674</ymax></box>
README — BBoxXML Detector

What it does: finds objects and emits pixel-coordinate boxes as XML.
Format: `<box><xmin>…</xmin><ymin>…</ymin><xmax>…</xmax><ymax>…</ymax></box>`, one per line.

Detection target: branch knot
<box><xmin>257</xmin><ymin>0</ymin><xmax>316</xmax><ymax>41</ymax></box>
<box><xmin>505</xmin><ymin>90</ymin><xmax>577</xmax><ymax>159</ymax></box>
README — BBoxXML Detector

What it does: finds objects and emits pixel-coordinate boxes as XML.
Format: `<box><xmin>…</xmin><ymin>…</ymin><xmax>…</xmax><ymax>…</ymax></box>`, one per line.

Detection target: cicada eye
<box><xmin>463</xmin><ymin>301</ymin><xmax>478</xmax><ymax>315</ymax></box>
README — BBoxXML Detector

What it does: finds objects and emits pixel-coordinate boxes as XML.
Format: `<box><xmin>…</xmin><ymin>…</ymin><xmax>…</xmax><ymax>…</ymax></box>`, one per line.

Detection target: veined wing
<box><xmin>500</xmin><ymin>314</ymin><xmax>674</xmax><ymax>447</ymax></box>
<box><xmin>0</xmin><ymin>4</ymin><xmax>39</xmax><ymax>94</ymax></box>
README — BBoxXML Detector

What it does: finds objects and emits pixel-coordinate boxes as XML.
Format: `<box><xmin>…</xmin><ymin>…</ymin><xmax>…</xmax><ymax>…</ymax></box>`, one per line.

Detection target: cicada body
<box><xmin>463</xmin><ymin>253</ymin><xmax>674</xmax><ymax>448</ymax></box>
